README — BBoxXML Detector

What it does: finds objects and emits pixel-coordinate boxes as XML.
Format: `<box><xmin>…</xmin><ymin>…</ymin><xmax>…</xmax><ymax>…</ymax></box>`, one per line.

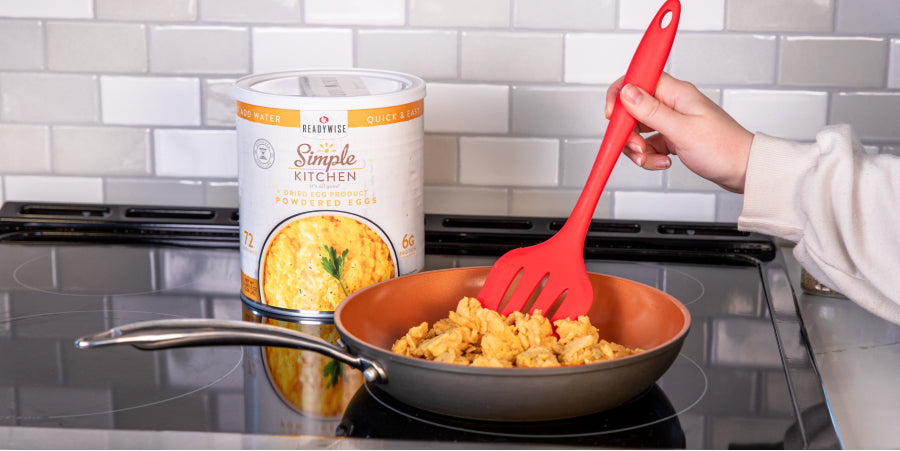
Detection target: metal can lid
<box><xmin>233</xmin><ymin>68</ymin><xmax>426</xmax><ymax>110</ymax></box>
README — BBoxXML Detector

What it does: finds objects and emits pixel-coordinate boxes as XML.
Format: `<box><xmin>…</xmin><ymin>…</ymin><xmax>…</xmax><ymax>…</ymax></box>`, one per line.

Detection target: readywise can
<box><xmin>233</xmin><ymin>69</ymin><xmax>425</xmax><ymax>317</ymax></box>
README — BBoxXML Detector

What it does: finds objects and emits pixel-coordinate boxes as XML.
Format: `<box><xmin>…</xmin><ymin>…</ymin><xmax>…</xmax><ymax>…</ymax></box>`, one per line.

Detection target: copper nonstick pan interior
<box><xmin>334</xmin><ymin>266</ymin><xmax>690</xmax><ymax>421</ymax></box>
<box><xmin>338</xmin><ymin>266</ymin><xmax>688</xmax><ymax>354</ymax></box>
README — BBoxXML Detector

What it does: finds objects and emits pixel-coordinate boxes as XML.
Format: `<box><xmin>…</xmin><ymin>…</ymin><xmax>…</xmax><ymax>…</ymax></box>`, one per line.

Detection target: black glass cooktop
<box><xmin>0</xmin><ymin>203</ymin><xmax>838</xmax><ymax>449</ymax></box>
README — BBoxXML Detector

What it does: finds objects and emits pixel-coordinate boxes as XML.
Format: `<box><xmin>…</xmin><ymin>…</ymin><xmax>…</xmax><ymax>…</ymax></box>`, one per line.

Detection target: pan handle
<box><xmin>74</xmin><ymin>318</ymin><xmax>387</xmax><ymax>383</ymax></box>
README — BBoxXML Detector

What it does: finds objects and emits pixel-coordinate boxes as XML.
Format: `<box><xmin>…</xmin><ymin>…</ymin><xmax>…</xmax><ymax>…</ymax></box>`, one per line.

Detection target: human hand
<box><xmin>604</xmin><ymin>72</ymin><xmax>753</xmax><ymax>193</ymax></box>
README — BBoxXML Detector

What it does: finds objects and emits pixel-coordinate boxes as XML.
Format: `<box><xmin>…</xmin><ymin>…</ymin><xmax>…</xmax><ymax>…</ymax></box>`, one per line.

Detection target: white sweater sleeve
<box><xmin>738</xmin><ymin>124</ymin><xmax>900</xmax><ymax>325</ymax></box>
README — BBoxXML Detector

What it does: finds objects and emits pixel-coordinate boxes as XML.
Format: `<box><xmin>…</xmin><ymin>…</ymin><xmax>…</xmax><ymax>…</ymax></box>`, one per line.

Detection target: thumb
<box><xmin>618</xmin><ymin>84</ymin><xmax>680</xmax><ymax>135</ymax></box>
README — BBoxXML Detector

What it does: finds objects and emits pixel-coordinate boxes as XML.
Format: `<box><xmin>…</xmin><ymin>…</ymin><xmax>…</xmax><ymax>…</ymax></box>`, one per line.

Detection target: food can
<box><xmin>233</xmin><ymin>69</ymin><xmax>426</xmax><ymax>317</ymax></box>
<box><xmin>242</xmin><ymin>307</ymin><xmax>363</xmax><ymax>436</ymax></box>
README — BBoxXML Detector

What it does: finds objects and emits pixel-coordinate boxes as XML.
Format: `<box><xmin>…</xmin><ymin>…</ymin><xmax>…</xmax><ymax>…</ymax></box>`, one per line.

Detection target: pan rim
<box><xmin>334</xmin><ymin>267</ymin><xmax>692</xmax><ymax>376</ymax></box>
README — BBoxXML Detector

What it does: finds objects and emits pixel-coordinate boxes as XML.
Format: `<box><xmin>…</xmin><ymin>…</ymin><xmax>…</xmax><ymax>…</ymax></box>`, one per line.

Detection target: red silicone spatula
<box><xmin>477</xmin><ymin>0</ymin><xmax>681</xmax><ymax>321</ymax></box>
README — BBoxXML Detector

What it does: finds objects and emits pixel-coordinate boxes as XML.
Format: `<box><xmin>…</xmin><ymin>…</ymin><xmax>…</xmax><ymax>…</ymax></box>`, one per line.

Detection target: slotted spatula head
<box><xmin>477</xmin><ymin>0</ymin><xmax>681</xmax><ymax>322</ymax></box>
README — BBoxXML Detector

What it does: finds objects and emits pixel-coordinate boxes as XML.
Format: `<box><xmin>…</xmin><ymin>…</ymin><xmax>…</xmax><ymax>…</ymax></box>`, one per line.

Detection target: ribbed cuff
<box><xmin>738</xmin><ymin>133</ymin><xmax>819</xmax><ymax>242</ymax></box>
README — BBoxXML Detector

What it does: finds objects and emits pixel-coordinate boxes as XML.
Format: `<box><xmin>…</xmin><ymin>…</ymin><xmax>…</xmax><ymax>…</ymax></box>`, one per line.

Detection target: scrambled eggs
<box><xmin>392</xmin><ymin>297</ymin><xmax>641</xmax><ymax>368</ymax></box>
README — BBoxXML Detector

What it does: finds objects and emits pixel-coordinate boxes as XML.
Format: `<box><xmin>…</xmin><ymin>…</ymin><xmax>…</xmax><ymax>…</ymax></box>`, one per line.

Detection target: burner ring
<box><xmin>355</xmin><ymin>353</ymin><xmax>707</xmax><ymax>439</ymax></box>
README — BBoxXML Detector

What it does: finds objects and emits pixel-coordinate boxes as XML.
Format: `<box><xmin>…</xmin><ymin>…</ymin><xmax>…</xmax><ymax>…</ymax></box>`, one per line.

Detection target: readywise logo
<box><xmin>293</xmin><ymin>110</ymin><xmax>362</xmax><ymax>183</ymax></box>
<box><xmin>300</xmin><ymin>110</ymin><xmax>348</xmax><ymax>139</ymax></box>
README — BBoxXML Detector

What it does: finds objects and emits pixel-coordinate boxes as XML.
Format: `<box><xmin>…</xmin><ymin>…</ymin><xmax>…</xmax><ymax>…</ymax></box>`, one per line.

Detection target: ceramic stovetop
<box><xmin>0</xmin><ymin>203</ymin><xmax>837</xmax><ymax>449</ymax></box>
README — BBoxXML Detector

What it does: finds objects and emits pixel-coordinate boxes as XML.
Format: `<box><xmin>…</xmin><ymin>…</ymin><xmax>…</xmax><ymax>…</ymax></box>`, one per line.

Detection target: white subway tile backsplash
<box><xmin>424</xmin><ymin>83</ymin><xmax>509</xmax><ymax>134</ymax></box>
<box><xmin>409</xmin><ymin>0</ymin><xmax>509</xmax><ymax>28</ymax></box>
<box><xmin>424</xmin><ymin>134</ymin><xmax>458</xmax><ymax>184</ymax></box>
<box><xmin>701</xmin><ymin>88</ymin><xmax>723</xmax><ymax>106</ymax></box>
<box><xmin>251</xmin><ymin>28</ymin><xmax>352</xmax><ymax>73</ymax></box>
<box><xmin>424</xmin><ymin>185</ymin><xmax>508</xmax><ymax>215</ymax></box>
<box><xmin>0</xmin><ymin>124</ymin><xmax>50</xmax><ymax>173</ymax></box>
<box><xmin>150</xmin><ymin>26</ymin><xmax>249</xmax><ymax>74</ymax></box>
<box><xmin>780</xmin><ymin>37</ymin><xmax>888</xmax><ymax>88</ymax></box>
<box><xmin>716</xmin><ymin>191</ymin><xmax>743</xmax><ymax>222</ymax></box>
<box><xmin>510</xmin><ymin>188</ymin><xmax>611</xmax><ymax>219</ymax></box>
<box><xmin>305</xmin><ymin>0</ymin><xmax>404</xmax><ymax>26</ymax></box>
<box><xmin>462</xmin><ymin>32</ymin><xmax>562</xmax><ymax>82</ymax></box>
<box><xmin>669</xmin><ymin>34</ymin><xmax>777</xmax><ymax>85</ymax></box>
<box><xmin>2</xmin><ymin>176</ymin><xmax>9</xmax><ymax>204</ymax></box>
<box><xmin>0</xmin><ymin>73</ymin><xmax>99</xmax><ymax>123</ymax></box>
<box><xmin>723</xmin><ymin>89</ymin><xmax>827</xmax><ymax>141</ymax></box>
<box><xmin>0</xmin><ymin>0</ymin><xmax>899</xmax><ymax>220</ymax></box>
<box><xmin>97</xmin><ymin>0</ymin><xmax>197</xmax><ymax>21</ymax></box>
<box><xmin>565</xmin><ymin>33</ymin><xmax>642</xmax><ymax>85</ymax></box>
<box><xmin>835</xmin><ymin>0</ymin><xmax>900</xmax><ymax>34</ymax></box>
<box><xmin>198</xmin><ymin>0</ymin><xmax>298</xmax><ymax>23</ymax></box>
<box><xmin>0</xmin><ymin>20</ymin><xmax>43</xmax><ymax>70</ymax></box>
<box><xmin>0</xmin><ymin>0</ymin><xmax>92</xmax><ymax>19</ymax></box>
<box><xmin>51</xmin><ymin>126</ymin><xmax>151</xmax><ymax>176</ymax></box>
<box><xmin>4</xmin><ymin>175</ymin><xmax>103</xmax><ymax>203</ymax></box>
<box><xmin>514</xmin><ymin>0</ymin><xmax>614</xmax><ymax>31</ymax></box>
<box><xmin>561</xmin><ymin>139</ymin><xmax>599</xmax><ymax>188</ymax></box>
<box><xmin>205</xmin><ymin>181</ymin><xmax>238</xmax><ymax>207</ymax></box>
<box><xmin>726</xmin><ymin>0</ymin><xmax>834</xmax><ymax>32</ymax></box>
<box><xmin>620</xmin><ymin>0</ymin><xmax>724</xmax><ymax>31</ymax></box>
<box><xmin>511</xmin><ymin>86</ymin><xmax>607</xmax><ymax>137</ymax></box>
<box><xmin>608</xmin><ymin>154</ymin><xmax>666</xmax><ymax>190</ymax></box>
<box><xmin>154</xmin><ymin>129</ymin><xmax>237</xmax><ymax>177</ymax></box>
<box><xmin>459</xmin><ymin>136</ymin><xmax>558</xmax><ymax>187</ymax></box>
<box><xmin>357</xmin><ymin>30</ymin><xmax>457</xmax><ymax>80</ymax></box>
<box><xmin>105</xmin><ymin>178</ymin><xmax>204</xmax><ymax>206</ymax></box>
<box><xmin>204</xmin><ymin>78</ymin><xmax>237</xmax><ymax>127</ymax></box>
<box><xmin>614</xmin><ymin>191</ymin><xmax>716</xmax><ymax>222</ymax></box>
<box><xmin>562</xmin><ymin>139</ymin><xmax>663</xmax><ymax>190</ymax></box>
<box><xmin>667</xmin><ymin>156</ymin><xmax>722</xmax><ymax>191</ymax></box>
<box><xmin>831</xmin><ymin>92</ymin><xmax>900</xmax><ymax>141</ymax></box>
<box><xmin>889</xmin><ymin>39</ymin><xmax>900</xmax><ymax>89</ymax></box>
<box><xmin>100</xmin><ymin>76</ymin><xmax>201</xmax><ymax>126</ymax></box>
<box><xmin>47</xmin><ymin>22</ymin><xmax>147</xmax><ymax>73</ymax></box>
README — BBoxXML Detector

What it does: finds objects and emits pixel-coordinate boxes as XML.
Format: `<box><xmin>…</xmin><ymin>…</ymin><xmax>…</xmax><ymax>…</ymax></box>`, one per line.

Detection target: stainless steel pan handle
<box><xmin>74</xmin><ymin>318</ymin><xmax>387</xmax><ymax>383</ymax></box>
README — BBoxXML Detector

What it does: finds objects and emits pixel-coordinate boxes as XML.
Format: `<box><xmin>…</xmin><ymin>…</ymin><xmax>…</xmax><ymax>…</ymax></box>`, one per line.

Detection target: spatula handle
<box><xmin>564</xmin><ymin>0</ymin><xmax>680</xmax><ymax>240</ymax></box>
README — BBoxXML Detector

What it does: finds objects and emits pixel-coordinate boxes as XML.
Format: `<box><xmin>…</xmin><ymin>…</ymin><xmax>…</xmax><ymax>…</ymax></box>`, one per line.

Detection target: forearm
<box><xmin>738</xmin><ymin>124</ymin><xmax>900</xmax><ymax>324</ymax></box>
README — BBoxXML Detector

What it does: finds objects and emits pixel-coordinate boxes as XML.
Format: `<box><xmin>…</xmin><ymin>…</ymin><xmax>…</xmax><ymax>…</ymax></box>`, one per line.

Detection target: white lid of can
<box><xmin>233</xmin><ymin>69</ymin><xmax>425</xmax><ymax>110</ymax></box>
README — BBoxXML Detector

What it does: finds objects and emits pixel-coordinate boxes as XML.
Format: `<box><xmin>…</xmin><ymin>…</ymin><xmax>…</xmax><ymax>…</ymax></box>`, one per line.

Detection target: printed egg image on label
<box><xmin>259</xmin><ymin>212</ymin><xmax>397</xmax><ymax>313</ymax></box>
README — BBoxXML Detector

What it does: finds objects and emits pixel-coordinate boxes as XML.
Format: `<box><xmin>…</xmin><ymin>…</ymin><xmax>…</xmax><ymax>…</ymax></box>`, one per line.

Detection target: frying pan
<box><xmin>76</xmin><ymin>267</ymin><xmax>690</xmax><ymax>422</ymax></box>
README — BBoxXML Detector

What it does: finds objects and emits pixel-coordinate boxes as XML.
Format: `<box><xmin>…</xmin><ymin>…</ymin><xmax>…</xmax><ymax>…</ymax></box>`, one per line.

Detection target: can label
<box><xmin>236</xmin><ymin>74</ymin><xmax>424</xmax><ymax>316</ymax></box>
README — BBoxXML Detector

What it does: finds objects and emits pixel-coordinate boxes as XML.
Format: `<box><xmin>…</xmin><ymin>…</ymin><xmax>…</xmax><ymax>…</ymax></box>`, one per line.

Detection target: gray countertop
<box><xmin>0</xmin><ymin>426</ymin><xmax>536</xmax><ymax>450</ymax></box>
<box><xmin>781</xmin><ymin>245</ymin><xmax>900</xmax><ymax>449</ymax></box>
<box><xmin>0</xmin><ymin>426</ymin><xmax>550</xmax><ymax>449</ymax></box>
